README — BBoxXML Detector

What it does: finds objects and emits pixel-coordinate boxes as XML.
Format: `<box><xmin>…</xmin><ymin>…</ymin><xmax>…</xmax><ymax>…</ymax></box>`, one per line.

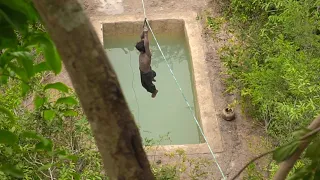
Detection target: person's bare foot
<box><xmin>151</xmin><ymin>90</ymin><xmax>158</xmax><ymax>98</ymax></box>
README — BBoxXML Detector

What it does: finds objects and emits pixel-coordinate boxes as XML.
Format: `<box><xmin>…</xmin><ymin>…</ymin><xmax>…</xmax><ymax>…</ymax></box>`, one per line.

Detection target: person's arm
<box><xmin>140</xmin><ymin>19</ymin><xmax>147</xmax><ymax>40</ymax></box>
<box><xmin>140</xmin><ymin>30</ymin><xmax>144</xmax><ymax>40</ymax></box>
<box><xmin>143</xmin><ymin>26</ymin><xmax>152</xmax><ymax>57</ymax></box>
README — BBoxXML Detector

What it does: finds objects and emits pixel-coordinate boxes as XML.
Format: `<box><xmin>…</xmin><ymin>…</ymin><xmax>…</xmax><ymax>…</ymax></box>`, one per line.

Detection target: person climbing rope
<box><xmin>135</xmin><ymin>18</ymin><xmax>158</xmax><ymax>98</ymax></box>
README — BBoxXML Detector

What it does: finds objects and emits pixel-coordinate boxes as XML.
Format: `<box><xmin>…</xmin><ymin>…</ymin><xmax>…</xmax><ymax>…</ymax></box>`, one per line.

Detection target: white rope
<box><xmin>129</xmin><ymin>52</ymin><xmax>140</xmax><ymax>124</ymax></box>
<box><xmin>141</xmin><ymin>0</ymin><xmax>147</xmax><ymax>19</ymax></box>
<box><xmin>140</xmin><ymin>0</ymin><xmax>226</xmax><ymax>179</ymax></box>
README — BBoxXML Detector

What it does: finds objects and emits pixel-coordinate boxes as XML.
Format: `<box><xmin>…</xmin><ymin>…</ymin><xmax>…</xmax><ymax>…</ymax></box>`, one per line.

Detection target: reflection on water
<box><xmin>104</xmin><ymin>33</ymin><xmax>200</xmax><ymax>145</ymax></box>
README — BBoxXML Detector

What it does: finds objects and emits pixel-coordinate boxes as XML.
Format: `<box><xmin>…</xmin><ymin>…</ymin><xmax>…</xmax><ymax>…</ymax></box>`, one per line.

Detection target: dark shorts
<box><xmin>140</xmin><ymin>69</ymin><xmax>157</xmax><ymax>93</ymax></box>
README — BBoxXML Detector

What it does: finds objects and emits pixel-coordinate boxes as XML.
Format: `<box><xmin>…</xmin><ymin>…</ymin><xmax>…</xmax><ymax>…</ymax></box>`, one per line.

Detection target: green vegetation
<box><xmin>220</xmin><ymin>0</ymin><xmax>320</xmax><ymax>141</ymax></box>
<box><xmin>0</xmin><ymin>1</ymin><xmax>106</xmax><ymax>178</ymax></box>
<box><xmin>1</xmin><ymin>0</ymin><xmax>320</xmax><ymax>179</ymax></box>
<box><xmin>151</xmin><ymin>149</ymin><xmax>211</xmax><ymax>180</ymax></box>
<box><xmin>205</xmin><ymin>0</ymin><xmax>320</xmax><ymax>179</ymax></box>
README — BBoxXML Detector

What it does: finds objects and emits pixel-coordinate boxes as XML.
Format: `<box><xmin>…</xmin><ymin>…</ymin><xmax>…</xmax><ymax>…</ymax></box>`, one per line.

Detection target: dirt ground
<box><xmin>50</xmin><ymin>0</ymin><xmax>271</xmax><ymax>179</ymax></box>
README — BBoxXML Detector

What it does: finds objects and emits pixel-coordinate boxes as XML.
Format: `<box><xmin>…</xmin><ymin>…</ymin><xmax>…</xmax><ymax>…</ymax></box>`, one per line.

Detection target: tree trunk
<box><xmin>273</xmin><ymin>115</ymin><xmax>320</xmax><ymax>180</ymax></box>
<box><xmin>32</xmin><ymin>0</ymin><xmax>155</xmax><ymax>179</ymax></box>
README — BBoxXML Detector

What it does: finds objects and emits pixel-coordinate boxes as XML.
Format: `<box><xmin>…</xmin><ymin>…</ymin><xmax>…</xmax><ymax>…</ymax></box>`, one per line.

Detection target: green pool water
<box><xmin>104</xmin><ymin>33</ymin><xmax>200</xmax><ymax>145</ymax></box>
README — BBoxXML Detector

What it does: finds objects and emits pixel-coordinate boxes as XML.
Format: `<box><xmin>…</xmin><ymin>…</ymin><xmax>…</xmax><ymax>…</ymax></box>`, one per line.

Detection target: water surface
<box><xmin>104</xmin><ymin>33</ymin><xmax>200</xmax><ymax>145</ymax></box>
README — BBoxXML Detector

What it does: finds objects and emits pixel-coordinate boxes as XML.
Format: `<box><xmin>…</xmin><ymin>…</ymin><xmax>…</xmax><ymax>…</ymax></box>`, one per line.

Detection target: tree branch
<box><xmin>23</xmin><ymin>157</ymin><xmax>51</xmax><ymax>179</ymax></box>
<box><xmin>48</xmin><ymin>168</ymin><xmax>54</xmax><ymax>180</ymax></box>
<box><xmin>32</xmin><ymin>0</ymin><xmax>154</xmax><ymax>179</ymax></box>
<box><xmin>273</xmin><ymin>115</ymin><xmax>320</xmax><ymax>180</ymax></box>
<box><xmin>230</xmin><ymin>150</ymin><xmax>275</xmax><ymax>180</ymax></box>
<box><xmin>230</xmin><ymin>115</ymin><xmax>320</xmax><ymax>180</ymax></box>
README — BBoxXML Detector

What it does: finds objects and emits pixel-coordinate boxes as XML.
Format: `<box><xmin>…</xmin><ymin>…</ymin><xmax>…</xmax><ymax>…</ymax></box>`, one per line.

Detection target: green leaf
<box><xmin>4</xmin><ymin>147</ymin><xmax>12</xmax><ymax>156</ymax></box>
<box><xmin>0</xmin><ymin>130</ymin><xmax>17</xmax><ymax>145</ymax></box>
<box><xmin>0</xmin><ymin>6</ymin><xmax>29</xmax><ymax>33</ymax></box>
<box><xmin>44</xmin><ymin>82</ymin><xmax>69</xmax><ymax>93</ymax></box>
<box><xmin>292</xmin><ymin>127</ymin><xmax>311</xmax><ymax>139</ymax></box>
<box><xmin>7</xmin><ymin>63</ymin><xmax>28</xmax><ymax>81</ymax></box>
<box><xmin>315</xmin><ymin>169</ymin><xmax>320</xmax><ymax>179</ymax></box>
<box><xmin>0</xmin><ymin>164</ymin><xmax>24</xmax><ymax>178</ymax></box>
<box><xmin>56</xmin><ymin>150</ymin><xmax>67</xmax><ymax>156</ymax></box>
<box><xmin>29</xmin><ymin>36</ymin><xmax>61</xmax><ymax>74</ymax></box>
<box><xmin>21</xmin><ymin>132</ymin><xmax>53</xmax><ymax>151</ymax></box>
<box><xmin>11</xmin><ymin>51</ymin><xmax>34</xmax><ymax>78</ymax></box>
<box><xmin>63</xmin><ymin>110</ymin><xmax>78</xmax><ymax>117</ymax></box>
<box><xmin>35</xmin><ymin>139</ymin><xmax>53</xmax><ymax>152</ymax></box>
<box><xmin>72</xmin><ymin>173</ymin><xmax>81</xmax><ymax>180</ymax></box>
<box><xmin>59</xmin><ymin>155</ymin><xmax>78</xmax><ymax>161</ymax></box>
<box><xmin>0</xmin><ymin>22</ymin><xmax>17</xmax><ymax>49</ymax></box>
<box><xmin>0</xmin><ymin>106</ymin><xmax>14</xmax><ymax>120</ymax></box>
<box><xmin>273</xmin><ymin>141</ymin><xmax>299</xmax><ymax>163</ymax></box>
<box><xmin>305</xmin><ymin>141</ymin><xmax>320</xmax><ymax>159</ymax></box>
<box><xmin>0</xmin><ymin>0</ymin><xmax>37</xmax><ymax>21</ymax></box>
<box><xmin>21</xmin><ymin>82</ymin><xmax>30</xmax><ymax>97</ymax></box>
<box><xmin>0</xmin><ymin>68</ymin><xmax>10</xmax><ymax>85</ymax></box>
<box><xmin>302</xmin><ymin>173</ymin><xmax>312</xmax><ymax>180</ymax></box>
<box><xmin>44</xmin><ymin>45</ymin><xmax>61</xmax><ymax>75</ymax></box>
<box><xmin>38</xmin><ymin>163</ymin><xmax>52</xmax><ymax>171</ymax></box>
<box><xmin>20</xmin><ymin>131</ymin><xmax>41</xmax><ymax>140</ymax></box>
<box><xmin>56</xmin><ymin>97</ymin><xmax>78</xmax><ymax>105</ymax></box>
<box><xmin>287</xmin><ymin>167</ymin><xmax>308</xmax><ymax>180</ymax></box>
<box><xmin>34</xmin><ymin>95</ymin><xmax>45</xmax><ymax>109</ymax></box>
<box><xmin>34</xmin><ymin>62</ymin><xmax>50</xmax><ymax>74</ymax></box>
<box><xmin>0</xmin><ymin>50</ymin><xmax>14</xmax><ymax>67</ymax></box>
<box><xmin>0</xmin><ymin>75</ymin><xmax>9</xmax><ymax>85</ymax></box>
<box><xmin>43</xmin><ymin>110</ymin><xmax>56</xmax><ymax>121</ymax></box>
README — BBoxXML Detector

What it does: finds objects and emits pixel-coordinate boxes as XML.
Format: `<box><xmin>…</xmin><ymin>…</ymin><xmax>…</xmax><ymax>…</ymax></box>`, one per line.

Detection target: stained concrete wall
<box><xmin>102</xmin><ymin>19</ymin><xmax>185</xmax><ymax>36</ymax></box>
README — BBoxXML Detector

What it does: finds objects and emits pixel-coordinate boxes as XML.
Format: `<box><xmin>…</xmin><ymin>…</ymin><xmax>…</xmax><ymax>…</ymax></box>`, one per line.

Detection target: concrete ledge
<box><xmin>90</xmin><ymin>12</ymin><xmax>223</xmax><ymax>153</ymax></box>
<box><xmin>146</xmin><ymin>144</ymin><xmax>209</xmax><ymax>156</ymax></box>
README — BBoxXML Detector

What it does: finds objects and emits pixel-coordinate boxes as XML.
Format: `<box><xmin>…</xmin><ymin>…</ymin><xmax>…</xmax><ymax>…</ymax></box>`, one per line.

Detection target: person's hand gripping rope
<box><xmin>143</xmin><ymin>18</ymin><xmax>148</xmax><ymax>32</ymax></box>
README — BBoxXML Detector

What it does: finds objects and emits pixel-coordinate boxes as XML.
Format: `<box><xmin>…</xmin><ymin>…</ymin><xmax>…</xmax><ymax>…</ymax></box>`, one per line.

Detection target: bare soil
<box><xmin>49</xmin><ymin>0</ymin><xmax>271</xmax><ymax>179</ymax></box>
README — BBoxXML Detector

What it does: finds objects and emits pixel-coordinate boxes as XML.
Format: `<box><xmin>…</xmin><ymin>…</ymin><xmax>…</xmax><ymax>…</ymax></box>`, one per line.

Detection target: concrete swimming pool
<box><xmin>104</xmin><ymin>32</ymin><xmax>200</xmax><ymax>145</ymax></box>
<box><xmin>91</xmin><ymin>12</ymin><xmax>222</xmax><ymax>153</ymax></box>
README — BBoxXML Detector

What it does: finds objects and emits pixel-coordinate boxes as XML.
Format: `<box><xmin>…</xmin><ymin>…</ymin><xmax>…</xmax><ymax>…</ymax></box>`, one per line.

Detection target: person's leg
<box><xmin>152</xmin><ymin>70</ymin><xmax>156</xmax><ymax>82</ymax></box>
<box><xmin>140</xmin><ymin>72</ymin><xmax>149</xmax><ymax>91</ymax></box>
<box><xmin>145</xmin><ymin>71</ymin><xmax>158</xmax><ymax>98</ymax></box>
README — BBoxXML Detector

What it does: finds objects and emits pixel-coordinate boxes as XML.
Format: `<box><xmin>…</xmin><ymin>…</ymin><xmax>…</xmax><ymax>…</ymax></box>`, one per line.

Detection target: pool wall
<box><xmin>91</xmin><ymin>12</ymin><xmax>223</xmax><ymax>153</ymax></box>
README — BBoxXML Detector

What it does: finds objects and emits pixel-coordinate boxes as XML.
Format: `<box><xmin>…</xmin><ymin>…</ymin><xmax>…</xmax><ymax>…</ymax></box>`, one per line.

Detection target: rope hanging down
<box><xmin>129</xmin><ymin>52</ymin><xmax>140</xmax><ymax>124</ymax></box>
<box><xmin>140</xmin><ymin>0</ymin><xmax>226</xmax><ymax>179</ymax></box>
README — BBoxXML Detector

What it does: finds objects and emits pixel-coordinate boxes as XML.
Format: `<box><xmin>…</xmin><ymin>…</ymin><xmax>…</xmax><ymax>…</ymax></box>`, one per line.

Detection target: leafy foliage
<box><xmin>0</xmin><ymin>1</ymin><xmax>104</xmax><ymax>179</ymax></box>
<box><xmin>273</xmin><ymin>141</ymin><xmax>299</xmax><ymax>163</ymax></box>
<box><xmin>214</xmin><ymin>0</ymin><xmax>320</xmax><ymax>178</ymax></box>
<box><xmin>0</xmin><ymin>130</ymin><xmax>17</xmax><ymax>145</ymax></box>
<box><xmin>0</xmin><ymin>0</ymin><xmax>61</xmax><ymax>91</ymax></box>
<box><xmin>44</xmin><ymin>82</ymin><xmax>69</xmax><ymax>93</ymax></box>
<box><xmin>221</xmin><ymin>0</ymin><xmax>320</xmax><ymax>141</ymax></box>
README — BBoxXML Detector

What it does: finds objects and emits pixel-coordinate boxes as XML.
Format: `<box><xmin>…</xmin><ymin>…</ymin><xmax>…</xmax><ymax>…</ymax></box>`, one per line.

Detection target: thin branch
<box><xmin>23</xmin><ymin>157</ymin><xmax>51</xmax><ymax>179</ymax></box>
<box><xmin>23</xmin><ymin>157</ymin><xmax>36</xmax><ymax>166</ymax></box>
<box><xmin>300</xmin><ymin>126</ymin><xmax>320</xmax><ymax>141</ymax></box>
<box><xmin>230</xmin><ymin>124</ymin><xmax>320</xmax><ymax>180</ymax></box>
<box><xmin>38</xmin><ymin>171</ymin><xmax>51</xmax><ymax>179</ymax></box>
<box><xmin>48</xmin><ymin>168</ymin><xmax>54</xmax><ymax>180</ymax></box>
<box><xmin>230</xmin><ymin>150</ymin><xmax>275</xmax><ymax>180</ymax></box>
<box><xmin>273</xmin><ymin>115</ymin><xmax>320</xmax><ymax>180</ymax></box>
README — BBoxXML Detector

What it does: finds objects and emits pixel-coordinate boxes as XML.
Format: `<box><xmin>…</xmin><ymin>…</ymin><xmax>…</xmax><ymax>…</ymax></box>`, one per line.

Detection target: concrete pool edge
<box><xmin>90</xmin><ymin>12</ymin><xmax>223</xmax><ymax>153</ymax></box>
